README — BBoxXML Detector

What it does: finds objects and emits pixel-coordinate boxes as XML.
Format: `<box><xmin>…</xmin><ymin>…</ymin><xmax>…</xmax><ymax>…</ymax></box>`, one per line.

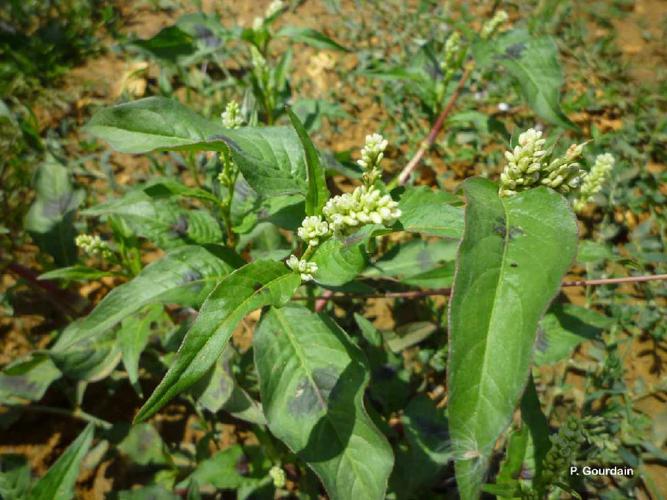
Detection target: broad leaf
<box><xmin>134</xmin><ymin>261</ymin><xmax>300</xmax><ymax>422</ymax></box>
<box><xmin>535</xmin><ymin>303</ymin><xmax>610</xmax><ymax>365</ymax></box>
<box><xmin>24</xmin><ymin>158</ymin><xmax>84</xmax><ymax>266</ymax></box>
<box><xmin>184</xmin><ymin>445</ymin><xmax>269</xmax><ymax>490</ymax></box>
<box><xmin>54</xmin><ymin>245</ymin><xmax>241</xmax><ymax>350</ymax></box>
<box><xmin>447</xmin><ymin>178</ymin><xmax>577</xmax><ymax>498</ymax></box>
<box><xmin>311</xmin><ymin>226</ymin><xmax>375</xmax><ymax>286</ymax></box>
<box><xmin>276</xmin><ymin>26</ymin><xmax>349</xmax><ymax>52</ymax></box>
<box><xmin>39</xmin><ymin>265</ymin><xmax>115</xmax><ymax>282</ymax></box>
<box><xmin>85</xmin><ymin>97</ymin><xmax>309</xmax><ymax>197</ymax></box>
<box><xmin>254</xmin><ymin>304</ymin><xmax>394</xmax><ymax>500</ymax></box>
<box><xmin>395</xmin><ymin>186</ymin><xmax>464</xmax><ymax>239</ymax></box>
<box><xmin>287</xmin><ymin>108</ymin><xmax>329</xmax><ymax>216</ymax></box>
<box><xmin>0</xmin><ymin>354</ymin><xmax>61</xmax><ymax>403</ymax></box>
<box><xmin>51</xmin><ymin>329</ymin><xmax>121</xmax><ymax>382</ymax></box>
<box><xmin>118</xmin><ymin>423</ymin><xmax>168</xmax><ymax>466</ymax></box>
<box><xmin>84</xmin><ymin>191</ymin><xmax>222</xmax><ymax>249</ymax></box>
<box><xmin>31</xmin><ymin>423</ymin><xmax>95</xmax><ymax>500</ymax></box>
<box><xmin>476</xmin><ymin>30</ymin><xmax>575</xmax><ymax>130</ymax></box>
<box><xmin>129</xmin><ymin>26</ymin><xmax>197</xmax><ymax>62</ymax></box>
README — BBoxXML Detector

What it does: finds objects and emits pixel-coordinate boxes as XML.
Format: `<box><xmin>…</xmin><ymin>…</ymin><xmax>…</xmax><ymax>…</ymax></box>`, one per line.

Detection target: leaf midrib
<box><xmin>271</xmin><ymin>308</ymin><xmax>373</xmax><ymax>498</ymax></box>
<box><xmin>468</xmin><ymin>198</ymin><xmax>512</xmax><ymax>452</ymax></box>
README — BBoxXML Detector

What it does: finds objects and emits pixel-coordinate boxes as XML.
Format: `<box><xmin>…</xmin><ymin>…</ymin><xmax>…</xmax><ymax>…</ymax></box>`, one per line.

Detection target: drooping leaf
<box><xmin>287</xmin><ymin>108</ymin><xmax>329</xmax><ymax>216</ymax></box>
<box><xmin>51</xmin><ymin>329</ymin><xmax>122</xmax><ymax>382</ymax></box>
<box><xmin>135</xmin><ymin>261</ymin><xmax>300</xmax><ymax>422</ymax></box>
<box><xmin>254</xmin><ymin>304</ymin><xmax>394</xmax><ymax>500</ymax></box>
<box><xmin>31</xmin><ymin>423</ymin><xmax>95</xmax><ymax>500</ymax></box>
<box><xmin>118</xmin><ymin>305</ymin><xmax>166</xmax><ymax>395</ymax></box>
<box><xmin>395</xmin><ymin>186</ymin><xmax>464</xmax><ymax>239</ymax></box>
<box><xmin>24</xmin><ymin>158</ymin><xmax>84</xmax><ymax>266</ymax></box>
<box><xmin>520</xmin><ymin>376</ymin><xmax>551</xmax><ymax>479</ymax></box>
<box><xmin>54</xmin><ymin>245</ymin><xmax>241</xmax><ymax>351</ymax></box>
<box><xmin>83</xmin><ymin>191</ymin><xmax>222</xmax><ymax>249</ymax></box>
<box><xmin>535</xmin><ymin>303</ymin><xmax>610</xmax><ymax>365</ymax></box>
<box><xmin>276</xmin><ymin>26</ymin><xmax>349</xmax><ymax>52</ymax></box>
<box><xmin>447</xmin><ymin>178</ymin><xmax>577</xmax><ymax>498</ymax></box>
<box><xmin>85</xmin><ymin>97</ymin><xmax>310</xmax><ymax>197</ymax></box>
<box><xmin>0</xmin><ymin>354</ymin><xmax>61</xmax><ymax>403</ymax></box>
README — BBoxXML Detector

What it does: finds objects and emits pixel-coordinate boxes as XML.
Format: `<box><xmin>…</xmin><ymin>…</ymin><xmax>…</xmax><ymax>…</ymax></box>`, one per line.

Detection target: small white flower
<box><xmin>221</xmin><ymin>100</ymin><xmax>243</xmax><ymax>129</ymax></box>
<box><xmin>252</xmin><ymin>16</ymin><xmax>264</xmax><ymax>30</ymax></box>
<box><xmin>286</xmin><ymin>255</ymin><xmax>318</xmax><ymax>281</ymax></box>
<box><xmin>297</xmin><ymin>215</ymin><xmax>330</xmax><ymax>246</ymax></box>
<box><xmin>357</xmin><ymin>133</ymin><xmax>388</xmax><ymax>185</ymax></box>
<box><xmin>322</xmin><ymin>186</ymin><xmax>401</xmax><ymax>234</ymax></box>
<box><xmin>75</xmin><ymin>234</ymin><xmax>112</xmax><ymax>258</ymax></box>
<box><xmin>497</xmin><ymin>102</ymin><xmax>510</xmax><ymax>112</ymax></box>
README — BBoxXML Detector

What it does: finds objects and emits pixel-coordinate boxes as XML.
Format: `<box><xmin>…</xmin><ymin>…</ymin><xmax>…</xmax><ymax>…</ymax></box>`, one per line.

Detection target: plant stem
<box><xmin>392</xmin><ymin>63</ymin><xmax>474</xmax><ymax>187</ymax></box>
<box><xmin>298</xmin><ymin>274</ymin><xmax>667</xmax><ymax>303</ymax></box>
<box><xmin>20</xmin><ymin>404</ymin><xmax>112</xmax><ymax>429</ymax></box>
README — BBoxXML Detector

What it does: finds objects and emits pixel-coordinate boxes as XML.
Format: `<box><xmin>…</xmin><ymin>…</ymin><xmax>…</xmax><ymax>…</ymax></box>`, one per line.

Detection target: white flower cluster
<box><xmin>75</xmin><ymin>234</ymin><xmax>112</xmax><ymax>258</ymax></box>
<box><xmin>441</xmin><ymin>31</ymin><xmax>463</xmax><ymax>80</ymax></box>
<box><xmin>269</xmin><ymin>465</ymin><xmax>286</xmax><ymax>488</ymax></box>
<box><xmin>221</xmin><ymin>100</ymin><xmax>243</xmax><ymax>129</ymax></box>
<box><xmin>286</xmin><ymin>255</ymin><xmax>318</xmax><ymax>281</ymax></box>
<box><xmin>265</xmin><ymin>0</ymin><xmax>286</xmax><ymax>18</ymax></box>
<box><xmin>540</xmin><ymin>142</ymin><xmax>585</xmax><ymax>193</ymax></box>
<box><xmin>499</xmin><ymin>128</ymin><xmax>547</xmax><ymax>196</ymax></box>
<box><xmin>253</xmin><ymin>0</ymin><xmax>286</xmax><ymax>30</ymax></box>
<box><xmin>481</xmin><ymin>10</ymin><xmax>509</xmax><ymax>40</ymax></box>
<box><xmin>358</xmin><ymin>133</ymin><xmax>388</xmax><ymax>185</ymax></box>
<box><xmin>323</xmin><ymin>186</ymin><xmax>401</xmax><ymax>233</ymax></box>
<box><xmin>297</xmin><ymin>215</ymin><xmax>330</xmax><ymax>247</ymax></box>
<box><xmin>574</xmin><ymin>153</ymin><xmax>615</xmax><ymax>211</ymax></box>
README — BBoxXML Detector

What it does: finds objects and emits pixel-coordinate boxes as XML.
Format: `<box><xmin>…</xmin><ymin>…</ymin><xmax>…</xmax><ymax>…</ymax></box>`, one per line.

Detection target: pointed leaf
<box><xmin>135</xmin><ymin>261</ymin><xmax>300</xmax><ymax>422</ymax></box>
<box><xmin>31</xmin><ymin>423</ymin><xmax>94</xmax><ymax>500</ymax></box>
<box><xmin>254</xmin><ymin>304</ymin><xmax>394</xmax><ymax>500</ymax></box>
<box><xmin>287</xmin><ymin>108</ymin><xmax>329</xmax><ymax>216</ymax></box>
<box><xmin>85</xmin><ymin>97</ymin><xmax>310</xmax><ymax>197</ymax></box>
<box><xmin>54</xmin><ymin>245</ymin><xmax>242</xmax><ymax>351</ymax></box>
<box><xmin>447</xmin><ymin>178</ymin><xmax>577</xmax><ymax>498</ymax></box>
<box><xmin>395</xmin><ymin>186</ymin><xmax>464</xmax><ymax>239</ymax></box>
<box><xmin>276</xmin><ymin>26</ymin><xmax>349</xmax><ymax>52</ymax></box>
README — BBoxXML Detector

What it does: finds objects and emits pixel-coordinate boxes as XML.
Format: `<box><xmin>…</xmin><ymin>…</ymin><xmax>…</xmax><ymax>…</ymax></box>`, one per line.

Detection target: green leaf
<box><xmin>118</xmin><ymin>306</ymin><xmax>166</xmax><ymax>395</ymax></box>
<box><xmin>447</xmin><ymin>178</ymin><xmax>577</xmax><ymax>499</ymax></box>
<box><xmin>31</xmin><ymin>423</ymin><xmax>95</xmax><ymax>500</ymax></box>
<box><xmin>287</xmin><ymin>108</ymin><xmax>329</xmax><ymax>216</ymax></box>
<box><xmin>383</xmin><ymin>322</ymin><xmax>438</xmax><ymax>353</ymax></box>
<box><xmin>0</xmin><ymin>455</ymin><xmax>31</xmax><ymax>500</ymax></box>
<box><xmin>254</xmin><ymin>304</ymin><xmax>394</xmax><ymax>500</ymax></box>
<box><xmin>535</xmin><ymin>303</ymin><xmax>610</xmax><ymax>365</ymax></box>
<box><xmin>185</xmin><ymin>445</ymin><xmax>268</xmax><ymax>490</ymax></box>
<box><xmin>365</xmin><ymin>239</ymin><xmax>457</xmax><ymax>281</ymax></box>
<box><xmin>118</xmin><ymin>423</ymin><xmax>168</xmax><ymax>466</ymax></box>
<box><xmin>129</xmin><ymin>26</ymin><xmax>196</xmax><ymax>61</ymax></box>
<box><xmin>390</xmin><ymin>396</ymin><xmax>453</xmax><ymax>498</ymax></box>
<box><xmin>51</xmin><ymin>329</ymin><xmax>121</xmax><ymax>382</ymax></box>
<box><xmin>85</xmin><ymin>97</ymin><xmax>309</xmax><ymax>197</ymax></box>
<box><xmin>135</xmin><ymin>261</ymin><xmax>300</xmax><ymax>423</ymax></box>
<box><xmin>311</xmin><ymin>226</ymin><xmax>375</xmax><ymax>286</ymax></box>
<box><xmin>395</xmin><ymin>186</ymin><xmax>464</xmax><ymax>239</ymax></box>
<box><xmin>54</xmin><ymin>245</ymin><xmax>241</xmax><ymax>350</ymax></box>
<box><xmin>84</xmin><ymin>190</ymin><xmax>222</xmax><ymax>249</ymax></box>
<box><xmin>276</xmin><ymin>26</ymin><xmax>349</xmax><ymax>52</ymax></box>
<box><xmin>24</xmin><ymin>158</ymin><xmax>84</xmax><ymax>266</ymax></box>
<box><xmin>142</xmin><ymin>179</ymin><xmax>220</xmax><ymax>205</ymax></box>
<box><xmin>0</xmin><ymin>354</ymin><xmax>61</xmax><ymax>403</ymax></box>
<box><xmin>520</xmin><ymin>376</ymin><xmax>551</xmax><ymax>480</ymax></box>
<box><xmin>39</xmin><ymin>265</ymin><xmax>115</xmax><ymax>282</ymax></box>
<box><xmin>485</xmin><ymin>30</ymin><xmax>575</xmax><ymax>130</ymax></box>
